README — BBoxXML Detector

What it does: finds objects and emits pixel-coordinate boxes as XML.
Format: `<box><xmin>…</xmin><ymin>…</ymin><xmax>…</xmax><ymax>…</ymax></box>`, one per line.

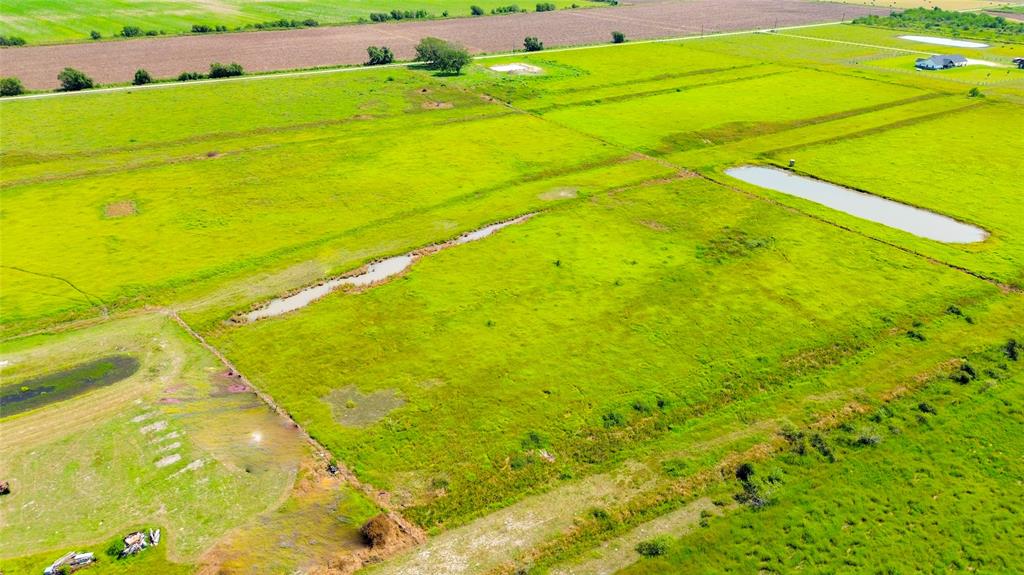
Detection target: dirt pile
<box><xmin>310</xmin><ymin>513</ymin><xmax>426</xmax><ymax>575</ymax></box>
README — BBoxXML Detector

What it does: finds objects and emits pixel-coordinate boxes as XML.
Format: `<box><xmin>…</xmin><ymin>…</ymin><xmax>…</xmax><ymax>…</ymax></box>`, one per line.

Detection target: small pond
<box><xmin>725</xmin><ymin>166</ymin><xmax>987</xmax><ymax>244</ymax></box>
<box><xmin>898</xmin><ymin>35</ymin><xmax>989</xmax><ymax>49</ymax></box>
<box><xmin>245</xmin><ymin>214</ymin><xmax>533</xmax><ymax>321</ymax></box>
<box><xmin>0</xmin><ymin>355</ymin><xmax>140</xmax><ymax>418</ymax></box>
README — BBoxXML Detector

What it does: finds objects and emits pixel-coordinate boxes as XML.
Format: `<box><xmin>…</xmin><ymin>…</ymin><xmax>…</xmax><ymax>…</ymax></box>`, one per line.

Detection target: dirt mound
<box><xmin>306</xmin><ymin>513</ymin><xmax>425</xmax><ymax>575</ymax></box>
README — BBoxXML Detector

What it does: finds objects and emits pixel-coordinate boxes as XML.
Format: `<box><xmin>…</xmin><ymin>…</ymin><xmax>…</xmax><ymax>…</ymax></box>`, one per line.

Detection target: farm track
<box><xmin>0</xmin><ymin>0</ymin><xmax>887</xmax><ymax>90</ymax></box>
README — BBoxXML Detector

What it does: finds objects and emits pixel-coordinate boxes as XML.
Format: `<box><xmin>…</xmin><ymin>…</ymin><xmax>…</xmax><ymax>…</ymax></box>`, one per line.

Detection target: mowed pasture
<box><xmin>2</xmin><ymin>21</ymin><xmax>1024</xmax><ymax>573</ymax></box>
<box><xmin>0</xmin><ymin>315</ymin><xmax>378</xmax><ymax>575</ymax></box>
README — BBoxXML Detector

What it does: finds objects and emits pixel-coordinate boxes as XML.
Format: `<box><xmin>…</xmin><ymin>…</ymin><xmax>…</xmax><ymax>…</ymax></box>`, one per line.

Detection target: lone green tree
<box><xmin>415</xmin><ymin>37</ymin><xmax>472</xmax><ymax>74</ymax></box>
<box><xmin>523</xmin><ymin>36</ymin><xmax>544</xmax><ymax>51</ymax></box>
<box><xmin>611</xmin><ymin>31</ymin><xmax>625</xmax><ymax>43</ymax></box>
<box><xmin>57</xmin><ymin>68</ymin><xmax>94</xmax><ymax>91</ymax></box>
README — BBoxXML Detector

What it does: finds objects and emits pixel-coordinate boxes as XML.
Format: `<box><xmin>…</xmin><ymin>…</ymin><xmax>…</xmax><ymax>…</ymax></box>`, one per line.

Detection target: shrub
<box><xmin>1006</xmin><ymin>339</ymin><xmax>1020</xmax><ymax>361</ymax></box>
<box><xmin>635</xmin><ymin>537</ymin><xmax>670</xmax><ymax>557</ymax></box>
<box><xmin>968</xmin><ymin>86</ymin><xmax>985</xmax><ymax>98</ymax></box>
<box><xmin>471</xmin><ymin>5</ymin><xmax>485</xmax><ymax>15</ymax></box>
<box><xmin>0</xmin><ymin>35</ymin><xmax>27</xmax><ymax>46</ymax></box>
<box><xmin>132</xmin><ymin>68</ymin><xmax>153</xmax><ymax>85</ymax></box>
<box><xmin>735</xmin><ymin>462</ymin><xmax>755</xmax><ymax>483</ymax></box>
<box><xmin>611</xmin><ymin>30</ymin><xmax>625</xmax><ymax>43</ymax></box>
<box><xmin>0</xmin><ymin>77</ymin><xmax>25</xmax><ymax>97</ymax></box>
<box><xmin>192</xmin><ymin>24</ymin><xmax>213</xmax><ymax>33</ymax></box>
<box><xmin>492</xmin><ymin>5</ymin><xmax>523</xmax><ymax>13</ymax></box>
<box><xmin>208</xmin><ymin>62</ymin><xmax>243</xmax><ymax>78</ymax></box>
<box><xmin>145</xmin><ymin>29</ymin><xmax>159</xmax><ymax>36</ymax></box>
<box><xmin>303</xmin><ymin>19</ymin><xmax>319</xmax><ymax>27</ymax></box>
<box><xmin>601</xmin><ymin>411</ymin><xmax>625</xmax><ymax>428</ymax></box>
<box><xmin>120</xmin><ymin>25</ymin><xmax>143</xmax><ymax>37</ymax></box>
<box><xmin>523</xmin><ymin>36</ymin><xmax>544</xmax><ymax>51</ymax></box>
<box><xmin>918</xmin><ymin>402</ymin><xmax>938</xmax><ymax>414</ymax></box>
<box><xmin>57</xmin><ymin>68</ymin><xmax>94</xmax><ymax>91</ymax></box>
<box><xmin>366</xmin><ymin>45</ymin><xmax>394</xmax><ymax>65</ymax></box>
<box><xmin>177</xmin><ymin>71</ymin><xmax>204</xmax><ymax>81</ymax></box>
<box><xmin>90</xmin><ymin>30</ymin><xmax>102</xmax><ymax>40</ymax></box>
<box><xmin>369</xmin><ymin>12</ymin><xmax>391</xmax><ymax>22</ymax></box>
<box><xmin>536</xmin><ymin>2</ymin><xmax>556</xmax><ymax>11</ymax></box>
<box><xmin>810</xmin><ymin>433</ymin><xmax>835</xmax><ymax>462</ymax></box>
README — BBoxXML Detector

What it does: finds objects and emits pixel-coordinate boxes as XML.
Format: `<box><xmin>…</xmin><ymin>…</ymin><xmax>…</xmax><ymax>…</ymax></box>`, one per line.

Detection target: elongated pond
<box><xmin>0</xmin><ymin>355</ymin><xmax>139</xmax><ymax>418</ymax></box>
<box><xmin>245</xmin><ymin>214</ymin><xmax>534</xmax><ymax>321</ymax></box>
<box><xmin>725</xmin><ymin>166</ymin><xmax>987</xmax><ymax>244</ymax></box>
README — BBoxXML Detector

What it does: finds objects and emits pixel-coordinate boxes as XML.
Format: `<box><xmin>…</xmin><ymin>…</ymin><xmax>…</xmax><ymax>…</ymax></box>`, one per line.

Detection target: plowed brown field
<box><xmin>0</xmin><ymin>0</ymin><xmax>885</xmax><ymax>90</ymax></box>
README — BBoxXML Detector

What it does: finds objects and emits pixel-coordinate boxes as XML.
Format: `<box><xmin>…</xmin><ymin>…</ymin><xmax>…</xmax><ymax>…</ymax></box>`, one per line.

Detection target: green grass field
<box><xmin>2</xmin><ymin>20</ymin><xmax>1024</xmax><ymax>574</ymax></box>
<box><xmin>620</xmin><ymin>341</ymin><xmax>1023</xmax><ymax>574</ymax></box>
<box><xmin>0</xmin><ymin>0</ymin><xmax>579</xmax><ymax>44</ymax></box>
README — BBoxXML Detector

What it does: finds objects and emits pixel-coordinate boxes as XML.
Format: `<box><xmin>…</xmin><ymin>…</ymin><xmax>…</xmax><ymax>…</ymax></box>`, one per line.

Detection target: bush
<box><xmin>492</xmin><ymin>5</ymin><xmax>523</xmax><ymax>13</ymax></box>
<box><xmin>536</xmin><ymin>2</ymin><xmax>556</xmax><ymax>11</ymax></box>
<box><xmin>303</xmin><ymin>19</ymin><xmax>319</xmax><ymax>27</ymax></box>
<box><xmin>415</xmin><ymin>37</ymin><xmax>471</xmax><ymax>74</ymax></box>
<box><xmin>57</xmin><ymin>68</ymin><xmax>94</xmax><ymax>91</ymax></box>
<box><xmin>735</xmin><ymin>462</ymin><xmax>755</xmax><ymax>483</ymax></box>
<box><xmin>90</xmin><ymin>30</ymin><xmax>102</xmax><ymax>40</ymax></box>
<box><xmin>0</xmin><ymin>35</ymin><xmax>27</xmax><ymax>46</ymax></box>
<box><xmin>208</xmin><ymin>62</ymin><xmax>244</xmax><ymax>78</ymax></box>
<box><xmin>611</xmin><ymin>30</ymin><xmax>625</xmax><ymax>43</ymax></box>
<box><xmin>1005</xmin><ymin>339</ymin><xmax>1020</xmax><ymax>361</ymax></box>
<box><xmin>635</xmin><ymin>537</ymin><xmax>670</xmax><ymax>557</ymax></box>
<box><xmin>120</xmin><ymin>25</ymin><xmax>143</xmax><ymax>37</ymax></box>
<box><xmin>810</xmin><ymin>433</ymin><xmax>835</xmax><ymax>462</ymax></box>
<box><xmin>370</xmin><ymin>12</ymin><xmax>391</xmax><ymax>22</ymax></box>
<box><xmin>0</xmin><ymin>77</ymin><xmax>25</xmax><ymax>97</ymax></box>
<box><xmin>523</xmin><ymin>36</ymin><xmax>544</xmax><ymax>51</ymax></box>
<box><xmin>366</xmin><ymin>45</ymin><xmax>394</xmax><ymax>65</ymax></box>
<box><xmin>601</xmin><ymin>411</ymin><xmax>625</xmax><ymax>427</ymax></box>
<box><xmin>132</xmin><ymin>68</ymin><xmax>153</xmax><ymax>85</ymax></box>
<box><xmin>192</xmin><ymin>24</ymin><xmax>213</xmax><ymax>33</ymax></box>
<box><xmin>177</xmin><ymin>71</ymin><xmax>204</xmax><ymax>81</ymax></box>
<box><xmin>471</xmin><ymin>5</ymin><xmax>485</xmax><ymax>15</ymax></box>
<box><xmin>918</xmin><ymin>402</ymin><xmax>937</xmax><ymax>414</ymax></box>
<box><xmin>968</xmin><ymin>86</ymin><xmax>984</xmax><ymax>98</ymax></box>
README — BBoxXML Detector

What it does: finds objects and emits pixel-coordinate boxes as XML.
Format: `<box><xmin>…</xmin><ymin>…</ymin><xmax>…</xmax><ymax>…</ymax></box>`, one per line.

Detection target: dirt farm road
<box><xmin>0</xmin><ymin>0</ymin><xmax>886</xmax><ymax>90</ymax></box>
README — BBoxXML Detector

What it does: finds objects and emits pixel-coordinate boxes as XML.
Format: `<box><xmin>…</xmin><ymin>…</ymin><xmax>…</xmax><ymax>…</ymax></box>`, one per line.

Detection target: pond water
<box><xmin>725</xmin><ymin>166</ymin><xmax>987</xmax><ymax>244</ymax></box>
<box><xmin>0</xmin><ymin>355</ymin><xmax>139</xmax><ymax>418</ymax></box>
<box><xmin>245</xmin><ymin>214</ymin><xmax>534</xmax><ymax>321</ymax></box>
<box><xmin>898</xmin><ymin>35</ymin><xmax>989</xmax><ymax>49</ymax></box>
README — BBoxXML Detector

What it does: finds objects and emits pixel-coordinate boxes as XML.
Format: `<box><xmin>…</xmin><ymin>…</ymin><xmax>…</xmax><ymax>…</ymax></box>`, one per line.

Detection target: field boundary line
<box><xmin>166</xmin><ymin>310</ymin><xmax>420</xmax><ymax>533</ymax></box>
<box><xmin>0</xmin><ymin>21</ymin><xmax>850</xmax><ymax>102</ymax></box>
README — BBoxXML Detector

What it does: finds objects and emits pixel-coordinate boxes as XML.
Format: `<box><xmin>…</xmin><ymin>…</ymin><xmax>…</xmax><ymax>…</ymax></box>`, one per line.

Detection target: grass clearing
<box><xmin>2</xmin><ymin>17</ymin><xmax>1023</xmax><ymax>574</ymax></box>
<box><xmin>620</xmin><ymin>339</ymin><xmax>1024</xmax><ymax>574</ymax></box>
<box><xmin>0</xmin><ymin>314</ymin><xmax>334</xmax><ymax>573</ymax></box>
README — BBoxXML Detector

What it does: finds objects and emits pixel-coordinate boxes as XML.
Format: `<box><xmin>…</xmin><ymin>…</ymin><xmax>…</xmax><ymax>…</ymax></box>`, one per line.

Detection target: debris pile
<box><xmin>119</xmin><ymin>529</ymin><xmax>160</xmax><ymax>558</ymax></box>
<box><xmin>0</xmin><ymin>480</ymin><xmax>10</xmax><ymax>495</ymax></box>
<box><xmin>43</xmin><ymin>551</ymin><xmax>95</xmax><ymax>574</ymax></box>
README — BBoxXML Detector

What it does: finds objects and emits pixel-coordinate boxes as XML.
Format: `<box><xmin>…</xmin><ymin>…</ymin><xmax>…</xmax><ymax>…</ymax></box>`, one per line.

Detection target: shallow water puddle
<box><xmin>245</xmin><ymin>214</ymin><xmax>534</xmax><ymax>321</ymax></box>
<box><xmin>898</xmin><ymin>35</ymin><xmax>989</xmax><ymax>49</ymax></box>
<box><xmin>0</xmin><ymin>355</ymin><xmax>140</xmax><ymax>418</ymax></box>
<box><xmin>726</xmin><ymin>166</ymin><xmax>987</xmax><ymax>243</ymax></box>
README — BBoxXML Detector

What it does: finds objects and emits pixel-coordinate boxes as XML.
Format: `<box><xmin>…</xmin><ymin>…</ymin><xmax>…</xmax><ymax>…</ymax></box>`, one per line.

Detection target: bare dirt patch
<box><xmin>0</xmin><ymin>1</ymin><xmax>888</xmax><ymax>90</ymax></box>
<box><xmin>421</xmin><ymin>101</ymin><xmax>454</xmax><ymax>110</ymax></box>
<box><xmin>104</xmin><ymin>201</ymin><xmax>137</xmax><ymax>218</ymax></box>
<box><xmin>489</xmin><ymin>63</ymin><xmax>543</xmax><ymax>75</ymax></box>
<box><xmin>539</xmin><ymin>187</ymin><xmax>579</xmax><ymax>201</ymax></box>
<box><xmin>324</xmin><ymin>386</ymin><xmax>405</xmax><ymax>428</ymax></box>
